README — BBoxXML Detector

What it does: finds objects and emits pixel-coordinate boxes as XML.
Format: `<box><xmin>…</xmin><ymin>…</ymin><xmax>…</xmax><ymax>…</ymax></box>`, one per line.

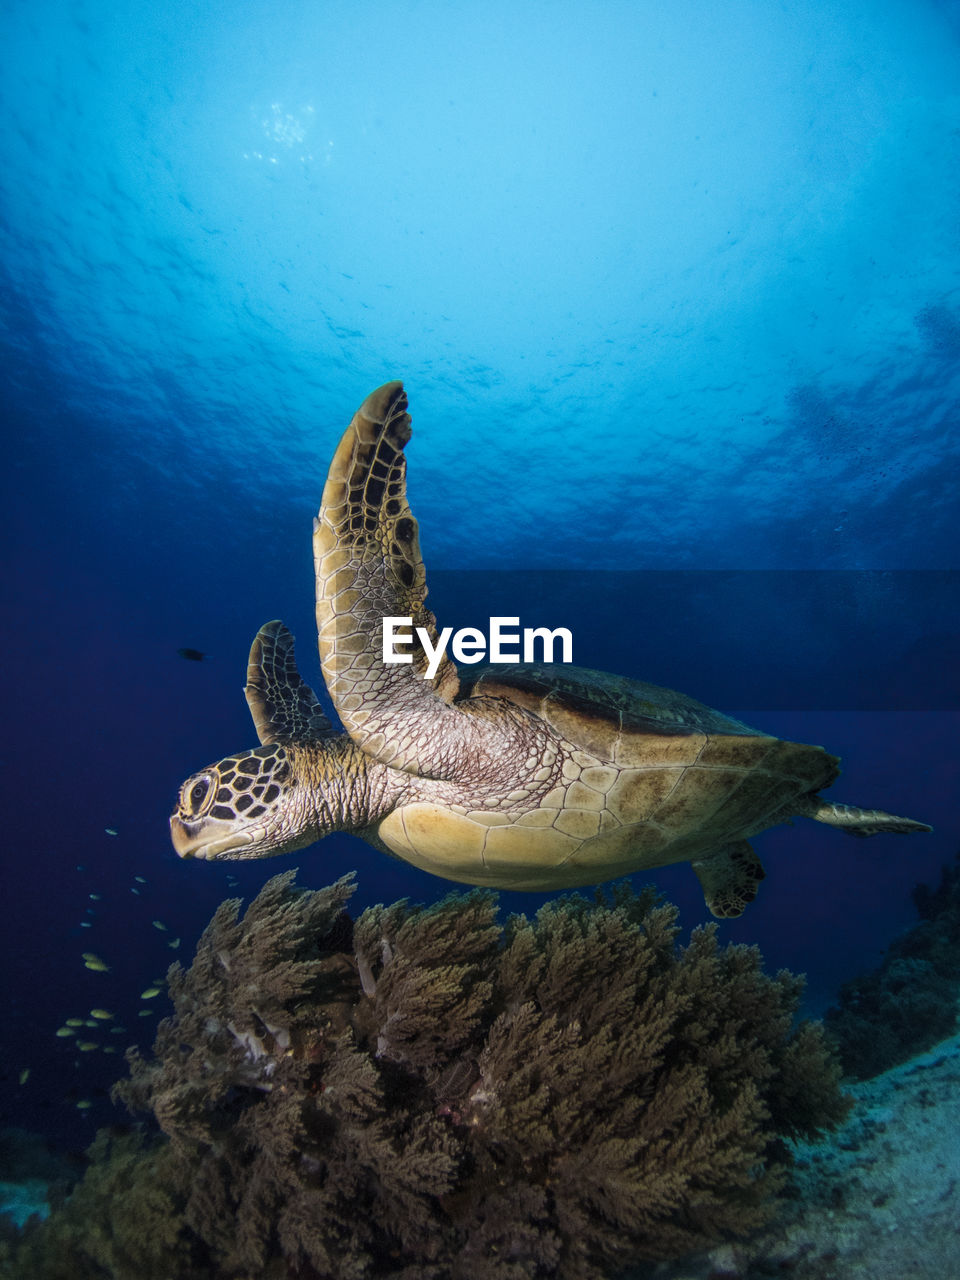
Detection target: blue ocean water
<box><xmin>0</xmin><ymin>0</ymin><xmax>957</xmax><ymax>1223</ymax></box>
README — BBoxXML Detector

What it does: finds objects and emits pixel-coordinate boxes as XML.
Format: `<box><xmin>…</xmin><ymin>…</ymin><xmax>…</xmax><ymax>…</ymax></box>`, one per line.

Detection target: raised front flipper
<box><xmin>313</xmin><ymin>382</ymin><xmax>470</xmax><ymax>778</ymax></box>
<box><xmin>245</xmin><ymin>620</ymin><xmax>336</xmax><ymax>745</ymax></box>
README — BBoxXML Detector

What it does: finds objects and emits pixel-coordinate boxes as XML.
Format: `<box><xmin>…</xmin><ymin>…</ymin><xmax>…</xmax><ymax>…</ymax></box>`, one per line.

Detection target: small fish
<box><xmin>152</xmin><ymin>920</ymin><xmax>167</xmax><ymax>931</ymax></box>
<box><xmin>177</xmin><ymin>647</ymin><xmax>208</xmax><ymax>662</ymax></box>
<box><xmin>104</xmin><ymin>828</ymin><xmax>118</xmax><ymax>837</ymax></box>
<box><xmin>84</xmin><ymin>1020</ymin><xmax>98</xmax><ymax>1028</ymax></box>
<box><xmin>89</xmin><ymin>893</ymin><xmax>101</xmax><ymax>901</ymax></box>
<box><xmin>66</xmin><ymin>1018</ymin><xmax>85</xmax><ymax>1027</ymax></box>
<box><xmin>102</xmin><ymin>1046</ymin><xmax>117</xmax><ymax>1054</ymax></box>
<box><xmin>110</xmin><ymin>1026</ymin><xmax>126</xmax><ymax>1035</ymax></box>
<box><xmin>76</xmin><ymin>1042</ymin><xmax>98</xmax><ymax>1052</ymax></box>
<box><xmin>131</xmin><ymin>888</ymin><xmax>140</xmax><ymax>895</ymax></box>
<box><xmin>140</xmin><ymin>987</ymin><xmax>161</xmax><ymax>999</ymax></box>
<box><xmin>76</xmin><ymin>1100</ymin><xmax>92</xmax><ymax>1110</ymax></box>
<box><xmin>90</xmin><ymin>1009</ymin><xmax>114</xmax><ymax>1020</ymax></box>
<box><xmin>19</xmin><ymin>1068</ymin><xmax>30</xmax><ymax>1085</ymax></box>
<box><xmin>80</xmin><ymin>921</ymin><xmax>92</xmax><ymax>928</ymax></box>
<box><xmin>83</xmin><ymin>955</ymin><xmax>110</xmax><ymax>972</ymax></box>
<box><xmin>168</xmin><ymin>938</ymin><xmax>180</xmax><ymax>949</ymax></box>
<box><xmin>134</xmin><ymin>876</ymin><xmax>147</xmax><ymax>883</ymax></box>
<box><xmin>138</xmin><ymin>1009</ymin><xmax>155</xmax><ymax>1017</ymax></box>
<box><xmin>56</xmin><ymin>1027</ymin><xmax>75</xmax><ymax>1037</ymax></box>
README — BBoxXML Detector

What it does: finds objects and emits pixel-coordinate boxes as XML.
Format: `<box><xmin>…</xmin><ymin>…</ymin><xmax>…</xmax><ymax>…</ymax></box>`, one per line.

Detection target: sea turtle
<box><xmin>170</xmin><ymin>382</ymin><xmax>931</xmax><ymax>917</ymax></box>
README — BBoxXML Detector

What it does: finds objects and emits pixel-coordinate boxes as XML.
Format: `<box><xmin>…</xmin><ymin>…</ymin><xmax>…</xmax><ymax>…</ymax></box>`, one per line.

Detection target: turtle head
<box><xmin>170</xmin><ymin>743</ymin><xmax>319</xmax><ymax>861</ymax></box>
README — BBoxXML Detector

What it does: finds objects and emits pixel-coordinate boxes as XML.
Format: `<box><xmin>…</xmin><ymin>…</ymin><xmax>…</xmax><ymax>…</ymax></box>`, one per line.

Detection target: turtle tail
<box><xmin>796</xmin><ymin>794</ymin><xmax>932</xmax><ymax>837</ymax></box>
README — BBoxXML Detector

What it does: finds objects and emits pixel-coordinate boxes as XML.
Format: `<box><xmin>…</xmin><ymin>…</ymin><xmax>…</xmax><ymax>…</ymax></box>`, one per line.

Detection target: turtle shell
<box><xmin>376</xmin><ymin>664</ymin><xmax>841</xmax><ymax>892</ymax></box>
<box><xmin>460</xmin><ymin>662</ymin><xmax>762</xmax><ymax>754</ymax></box>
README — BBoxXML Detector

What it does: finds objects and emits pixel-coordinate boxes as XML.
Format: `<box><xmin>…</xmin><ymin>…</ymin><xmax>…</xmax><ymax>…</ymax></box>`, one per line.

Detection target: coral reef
<box><xmin>0</xmin><ymin>1130</ymin><xmax>195</xmax><ymax>1280</ymax></box>
<box><xmin>4</xmin><ymin>872</ymin><xmax>849</xmax><ymax>1279</ymax></box>
<box><xmin>825</xmin><ymin>851</ymin><xmax>960</xmax><ymax>1079</ymax></box>
<box><xmin>642</xmin><ymin>1030</ymin><xmax>960</xmax><ymax>1280</ymax></box>
<box><xmin>0</xmin><ymin>1128</ymin><xmax>82</xmax><ymax>1230</ymax></box>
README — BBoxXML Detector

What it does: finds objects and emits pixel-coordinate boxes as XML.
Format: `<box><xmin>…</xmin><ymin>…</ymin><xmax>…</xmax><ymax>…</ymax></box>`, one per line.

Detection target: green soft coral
<box><xmin>1</xmin><ymin>1133</ymin><xmax>192</xmax><ymax>1280</ymax></box>
<box><xmin>11</xmin><ymin>872</ymin><xmax>850</xmax><ymax>1280</ymax></box>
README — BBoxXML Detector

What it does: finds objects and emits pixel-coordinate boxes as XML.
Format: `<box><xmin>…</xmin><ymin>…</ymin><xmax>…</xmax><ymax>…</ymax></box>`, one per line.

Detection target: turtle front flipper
<box><xmin>313</xmin><ymin>382</ymin><xmax>468</xmax><ymax>778</ymax></box>
<box><xmin>692</xmin><ymin>841</ymin><xmax>766</xmax><ymax>918</ymax></box>
<box><xmin>245</xmin><ymin>620</ymin><xmax>336</xmax><ymax>744</ymax></box>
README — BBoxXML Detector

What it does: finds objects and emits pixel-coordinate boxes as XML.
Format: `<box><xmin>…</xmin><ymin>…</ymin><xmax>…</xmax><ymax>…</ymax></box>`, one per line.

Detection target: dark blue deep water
<box><xmin>1</xmin><ymin>0</ymin><xmax>958</xmax><ymax>1245</ymax></box>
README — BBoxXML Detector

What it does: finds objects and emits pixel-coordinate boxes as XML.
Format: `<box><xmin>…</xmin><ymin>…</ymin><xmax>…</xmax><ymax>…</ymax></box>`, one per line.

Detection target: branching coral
<box><xmin>112</xmin><ymin>871</ymin><xmax>460</xmax><ymax>1276</ymax></box>
<box><xmin>445</xmin><ymin>888</ymin><xmax>848</xmax><ymax>1276</ymax></box>
<box><xmin>11</xmin><ymin>871</ymin><xmax>849</xmax><ymax>1279</ymax></box>
<box><xmin>353</xmin><ymin>889</ymin><xmax>501</xmax><ymax>1071</ymax></box>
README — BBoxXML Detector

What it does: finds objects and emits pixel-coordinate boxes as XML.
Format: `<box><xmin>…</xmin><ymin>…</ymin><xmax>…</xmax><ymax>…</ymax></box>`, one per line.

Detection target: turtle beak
<box><xmin>170</xmin><ymin>814</ymin><xmax>199</xmax><ymax>859</ymax></box>
<box><xmin>169</xmin><ymin>813</ymin><xmax>260</xmax><ymax>860</ymax></box>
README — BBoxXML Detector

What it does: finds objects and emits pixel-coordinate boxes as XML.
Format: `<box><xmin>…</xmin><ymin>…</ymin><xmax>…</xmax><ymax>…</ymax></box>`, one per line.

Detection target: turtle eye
<box><xmin>183</xmin><ymin>774</ymin><xmax>215</xmax><ymax>816</ymax></box>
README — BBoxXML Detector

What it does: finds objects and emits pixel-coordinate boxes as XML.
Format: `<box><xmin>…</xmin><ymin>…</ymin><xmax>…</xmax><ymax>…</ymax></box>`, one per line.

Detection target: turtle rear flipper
<box><xmin>797</xmin><ymin>794</ymin><xmax>932</xmax><ymax>837</ymax></box>
<box><xmin>692</xmin><ymin>840</ymin><xmax>766</xmax><ymax>918</ymax></box>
